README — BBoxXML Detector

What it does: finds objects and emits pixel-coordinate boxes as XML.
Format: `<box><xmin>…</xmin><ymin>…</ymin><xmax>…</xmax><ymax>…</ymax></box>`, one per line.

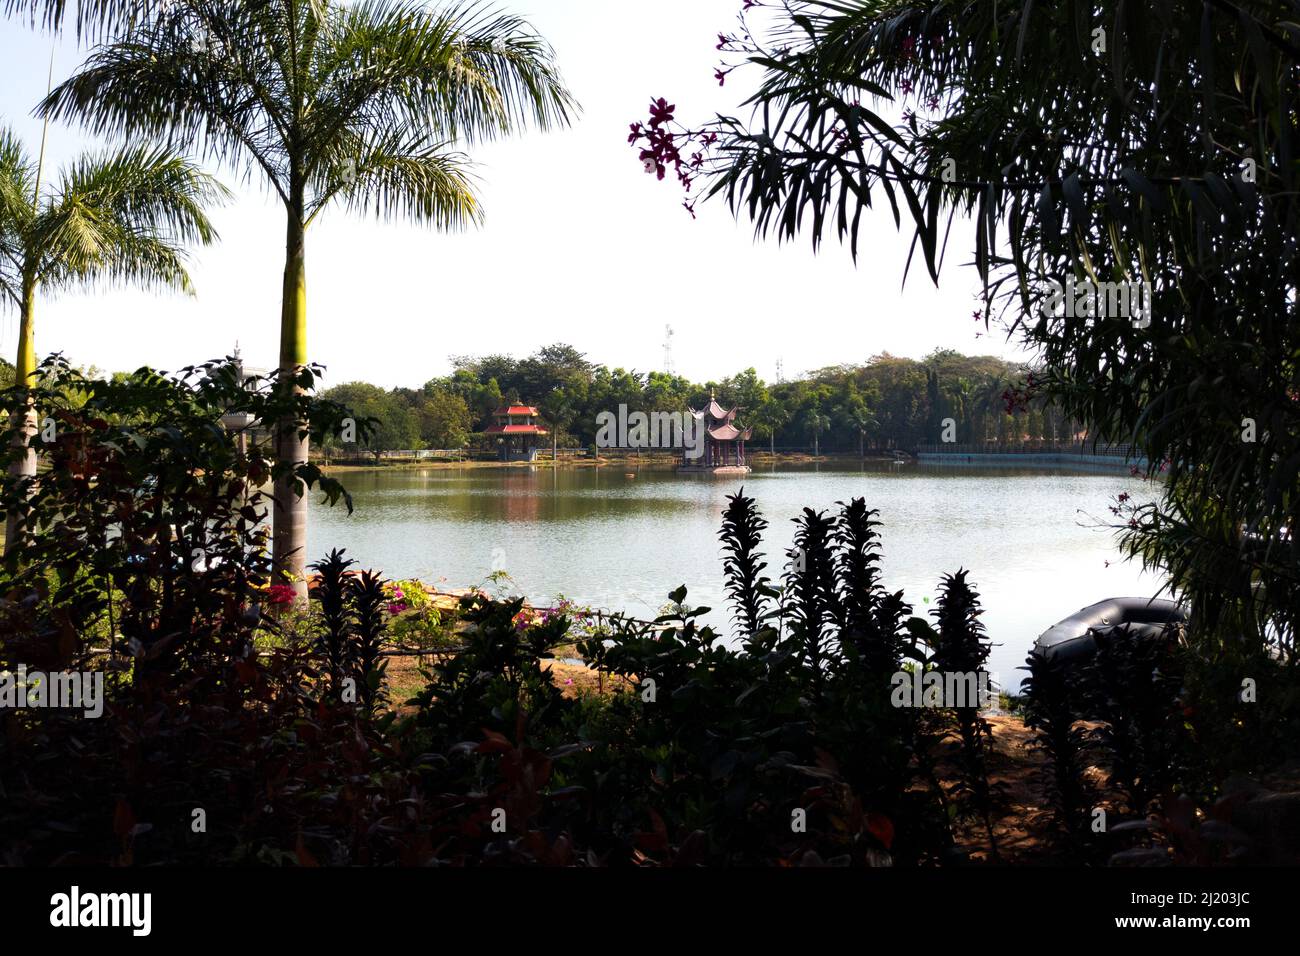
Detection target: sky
<box><xmin>0</xmin><ymin>0</ymin><xmax>1034</xmax><ymax>390</ymax></box>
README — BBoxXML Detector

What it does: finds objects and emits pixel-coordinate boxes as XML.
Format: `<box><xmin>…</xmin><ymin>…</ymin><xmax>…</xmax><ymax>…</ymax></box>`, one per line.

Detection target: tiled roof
<box><xmin>484</xmin><ymin>424</ymin><xmax>548</xmax><ymax>435</ymax></box>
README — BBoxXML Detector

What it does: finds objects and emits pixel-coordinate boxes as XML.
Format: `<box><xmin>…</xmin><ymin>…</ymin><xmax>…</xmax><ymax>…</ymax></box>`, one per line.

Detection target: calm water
<box><xmin>309</xmin><ymin>463</ymin><xmax>1165</xmax><ymax>691</ymax></box>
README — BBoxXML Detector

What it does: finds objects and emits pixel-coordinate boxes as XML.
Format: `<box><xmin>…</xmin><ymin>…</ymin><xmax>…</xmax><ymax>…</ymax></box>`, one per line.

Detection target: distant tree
<box><xmin>751</xmin><ymin>397</ymin><xmax>791</xmax><ymax>456</ymax></box>
<box><xmin>322</xmin><ymin>383</ymin><xmax>419</xmax><ymax>463</ymax></box>
<box><xmin>419</xmin><ymin>388</ymin><xmax>472</xmax><ymax>449</ymax></box>
<box><xmin>804</xmin><ymin>402</ymin><xmax>829</xmax><ymax>458</ymax></box>
<box><xmin>718</xmin><ymin>367</ymin><xmax>768</xmax><ymax>415</ymax></box>
<box><xmin>838</xmin><ymin>387</ymin><xmax>877</xmax><ymax>457</ymax></box>
<box><xmin>539</xmin><ymin>386</ymin><xmax>578</xmax><ymax>461</ymax></box>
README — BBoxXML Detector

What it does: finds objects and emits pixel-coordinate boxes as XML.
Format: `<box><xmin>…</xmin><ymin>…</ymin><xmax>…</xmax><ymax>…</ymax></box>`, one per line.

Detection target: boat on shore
<box><xmin>1034</xmin><ymin>596</ymin><xmax>1188</xmax><ymax>664</ymax></box>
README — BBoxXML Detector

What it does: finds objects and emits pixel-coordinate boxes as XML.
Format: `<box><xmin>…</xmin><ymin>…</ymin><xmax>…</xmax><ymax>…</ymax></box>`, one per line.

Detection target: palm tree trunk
<box><xmin>273</xmin><ymin>201</ymin><xmax>309</xmax><ymax>601</ymax></box>
<box><xmin>5</xmin><ymin>280</ymin><xmax>39</xmax><ymax>556</ymax></box>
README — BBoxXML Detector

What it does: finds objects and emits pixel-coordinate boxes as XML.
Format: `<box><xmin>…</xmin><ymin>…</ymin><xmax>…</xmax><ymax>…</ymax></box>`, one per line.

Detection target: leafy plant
<box><xmin>1020</xmin><ymin>649</ymin><xmax>1099</xmax><ymax>860</ymax></box>
<box><xmin>350</xmin><ymin>570</ymin><xmax>389</xmax><ymax>715</ymax></box>
<box><xmin>309</xmin><ymin>549</ymin><xmax>355</xmax><ymax>695</ymax></box>
<box><xmin>930</xmin><ymin>570</ymin><xmax>999</xmax><ymax>858</ymax></box>
<box><xmin>0</xmin><ymin>356</ymin><xmax>363</xmax><ymax>676</ymax></box>
<box><xmin>718</xmin><ymin>489</ymin><xmax>775</xmax><ymax>649</ymax></box>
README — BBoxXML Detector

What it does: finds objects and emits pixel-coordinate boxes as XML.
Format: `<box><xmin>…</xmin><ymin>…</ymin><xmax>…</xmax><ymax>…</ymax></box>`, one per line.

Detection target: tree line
<box><xmin>317</xmin><ymin>343</ymin><xmax>1081</xmax><ymax>458</ymax></box>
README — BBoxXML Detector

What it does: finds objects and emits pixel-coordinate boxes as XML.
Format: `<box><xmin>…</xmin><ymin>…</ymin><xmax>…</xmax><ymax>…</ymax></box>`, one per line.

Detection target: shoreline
<box><xmin>315</xmin><ymin>452</ymin><xmax>905</xmax><ymax>473</ymax></box>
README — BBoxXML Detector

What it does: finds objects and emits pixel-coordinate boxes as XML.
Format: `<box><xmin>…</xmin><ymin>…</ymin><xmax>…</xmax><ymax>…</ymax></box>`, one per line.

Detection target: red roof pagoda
<box><xmin>484</xmin><ymin>405</ymin><xmax>548</xmax><ymax>461</ymax></box>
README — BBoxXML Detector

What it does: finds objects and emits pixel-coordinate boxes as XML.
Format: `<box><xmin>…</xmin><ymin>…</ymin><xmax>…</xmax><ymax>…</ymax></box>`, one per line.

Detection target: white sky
<box><xmin>0</xmin><ymin>0</ymin><xmax>1032</xmax><ymax>389</ymax></box>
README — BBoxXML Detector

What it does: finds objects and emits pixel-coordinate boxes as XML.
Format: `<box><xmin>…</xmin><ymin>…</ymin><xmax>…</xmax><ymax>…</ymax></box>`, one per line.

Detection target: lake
<box><xmin>309</xmin><ymin>462</ymin><xmax>1166</xmax><ymax>691</ymax></box>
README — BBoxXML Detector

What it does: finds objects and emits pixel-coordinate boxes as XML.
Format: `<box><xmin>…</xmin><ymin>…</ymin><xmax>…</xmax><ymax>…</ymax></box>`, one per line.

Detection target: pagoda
<box><xmin>679</xmin><ymin>392</ymin><xmax>752</xmax><ymax>474</ymax></box>
<box><xmin>484</xmin><ymin>404</ymin><xmax>548</xmax><ymax>462</ymax></box>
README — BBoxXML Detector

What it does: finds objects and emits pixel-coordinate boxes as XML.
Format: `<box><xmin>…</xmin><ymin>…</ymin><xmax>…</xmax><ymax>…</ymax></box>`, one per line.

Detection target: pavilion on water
<box><xmin>484</xmin><ymin>404</ymin><xmax>548</xmax><ymax>461</ymax></box>
<box><xmin>679</xmin><ymin>394</ymin><xmax>752</xmax><ymax>474</ymax></box>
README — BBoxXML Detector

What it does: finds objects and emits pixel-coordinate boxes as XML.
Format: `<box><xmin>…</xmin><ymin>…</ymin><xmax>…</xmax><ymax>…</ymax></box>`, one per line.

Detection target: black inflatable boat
<box><xmin>1033</xmin><ymin>597</ymin><xmax>1188</xmax><ymax>664</ymax></box>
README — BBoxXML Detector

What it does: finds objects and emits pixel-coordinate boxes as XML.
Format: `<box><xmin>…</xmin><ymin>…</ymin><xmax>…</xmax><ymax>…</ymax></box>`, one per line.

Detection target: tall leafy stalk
<box><xmin>718</xmin><ymin>488</ymin><xmax>774</xmax><ymax>650</ymax></box>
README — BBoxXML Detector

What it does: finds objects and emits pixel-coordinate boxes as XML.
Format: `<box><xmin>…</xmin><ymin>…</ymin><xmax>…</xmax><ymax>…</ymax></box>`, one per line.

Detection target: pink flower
<box><xmin>267</xmin><ymin>584</ymin><xmax>296</xmax><ymax>606</ymax></box>
<box><xmin>648</xmin><ymin>97</ymin><xmax>675</xmax><ymax>129</ymax></box>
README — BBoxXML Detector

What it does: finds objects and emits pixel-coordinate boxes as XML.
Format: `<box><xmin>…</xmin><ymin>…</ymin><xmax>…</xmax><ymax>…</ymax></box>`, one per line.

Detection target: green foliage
<box><xmin>693</xmin><ymin>0</ymin><xmax>1299</xmax><ymax>656</ymax></box>
<box><xmin>418</xmin><ymin>387</ymin><xmax>473</xmax><ymax>448</ymax></box>
<box><xmin>0</xmin><ymin>356</ymin><xmax>365</xmax><ymax>659</ymax></box>
<box><xmin>385</xmin><ymin>577</ymin><xmax>451</xmax><ymax>649</ymax></box>
<box><xmin>320</xmin><ymin>382</ymin><xmax>421</xmax><ymax>457</ymax></box>
<box><xmin>427</xmin><ymin>341</ymin><xmax>1047</xmax><ymax>451</ymax></box>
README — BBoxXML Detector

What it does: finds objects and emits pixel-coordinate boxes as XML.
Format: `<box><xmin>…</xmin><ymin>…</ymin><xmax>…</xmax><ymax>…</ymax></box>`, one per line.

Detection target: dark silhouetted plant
<box><xmin>784</xmin><ymin>507</ymin><xmax>838</xmax><ymax>697</ymax></box>
<box><xmin>833</xmin><ymin>498</ymin><xmax>900</xmax><ymax>683</ymax></box>
<box><xmin>1081</xmin><ymin>623</ymin><xmax>1188</xmax><ymax>818</ymax></box>
<box><xmin>1021</xmin><ymin>649</ymin><xmax>1098</xmax><ymax>860</ymax></box>
<box><xmin>310</xmin><ymin>549</ymin><xmax>355</xmax><ymax>695</ymax></box>
<box><xmin>718</xmin><ymin>488</ymin><xmax>775</xmax><ymax>650</ymax></box>
<box><xmin>930</xmin><ymin>569</ymin><xmax>998</xmax><ymax>858</ymax></box>
<box><xmin>350</xmin><ymin>570</ymin><xmax>389</xmax><ymax>716</ymax></box>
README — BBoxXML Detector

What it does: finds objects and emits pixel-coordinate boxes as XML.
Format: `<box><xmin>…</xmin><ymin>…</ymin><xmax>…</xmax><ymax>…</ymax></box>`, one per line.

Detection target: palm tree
<box><xmin>540</xmin><ymin>386</ymin><xmax>575</xmax><ymax>463</ymax></box>
<box><xmin>847</xmin><ymin>404</ymin><xmax>876</xmax><ymax>458</ymax></box>
<box><xmin>0</xmin><ymin>127</ymin><xmax>223</xmax><ymax>553</ymax></box>
<box><xmin>752</xmin><ymin>397</ymin><xmax>789</xmax><ymax>457</ymax></box>
<box><xmin>804</xmin><ymin>403</ymin><xmax>828</xmax><ymax>458</ymax></box>
<box><xmin>41</xmin><ymin>0</ymin><xmax>577</xmax><ymax>597</ymax></box>
<box><xmin>836</xmin><ymin>388</ymin><xmax>876</xmax><ymax>457</ymax></box>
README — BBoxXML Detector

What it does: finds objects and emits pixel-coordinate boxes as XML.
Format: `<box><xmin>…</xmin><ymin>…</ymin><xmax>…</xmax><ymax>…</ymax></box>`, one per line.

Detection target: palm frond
<box><xmin>40</xmin><ymin>2</ymin><xmax>295</xmax><ymax>200</ymax></box>
<box><xmin>0</xmin><ymin>0</ymin><xmax>150</xmax><ymax>38</ymax></box>
<box><xmin>427</xmin><ymin>0</ymin><xmax>579</xmax><ymax>143</ymax></box>
<box><xmin>308</xmin><ymin>129</ymin><xmax>480</xmax><ymax>229</ymax></box>
<box><xmin>32</xmin><ymin>143</ymin><xmax>225</xmax><ymax>292</ymax></box>
<box><xmin>41</xmin><ymin>0</ymin><xmax>578</xmax><ymax>223</ymax></box>
<box><xmin>0</xmin><ymin>126</ymin><xmax>37</xmax><ymax>308</ymax></box>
